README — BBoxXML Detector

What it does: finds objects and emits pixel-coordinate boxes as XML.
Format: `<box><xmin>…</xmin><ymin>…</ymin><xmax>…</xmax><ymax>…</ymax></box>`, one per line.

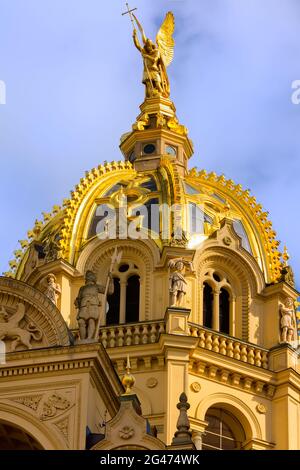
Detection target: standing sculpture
<box><xmin>280</xmin><ymin>297</ymin><xmax>296</xmax><ymax>344</ymax></box>
<box><xmin>168</xmin><ymin>258</ymin><xmax>193</xmax><ymax>308</ymax></box>
<box><xmin>123</xmin><ymin>4</ymin><xmax>175</xmax><ymax>98</ymax></box>
<box><xmin>44</xmin><ymin>273</ymin><xmax>61</xmax><ymax>307</ymax></box>
<box><xmin>75</xmin><ymin>271</ymin><xmax>114</xmax><ymax>341</ymax></box>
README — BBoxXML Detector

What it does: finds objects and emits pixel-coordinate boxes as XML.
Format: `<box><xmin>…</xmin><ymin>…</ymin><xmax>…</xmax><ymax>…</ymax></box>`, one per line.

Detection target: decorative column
<box><xmin>212</xmin><ymin>288</ymin><xmax>220</xmax><ymax>331</ymax></box>
<box><xmin>119</xmin><ymin>279</ymin><xmax>127</xmax><ymax>324</ymax></box>
<box><xmin>230</xmin><ymin>295</ymin><xmax>236</xmax><ymax>336</ymax></box>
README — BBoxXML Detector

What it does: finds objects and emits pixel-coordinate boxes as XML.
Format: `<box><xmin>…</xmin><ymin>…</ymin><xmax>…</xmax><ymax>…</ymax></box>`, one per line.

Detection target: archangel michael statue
<box><xmin>123</xmin><ymin>5</ymin><xmax>175</xmax><ymax>99</ymax></box>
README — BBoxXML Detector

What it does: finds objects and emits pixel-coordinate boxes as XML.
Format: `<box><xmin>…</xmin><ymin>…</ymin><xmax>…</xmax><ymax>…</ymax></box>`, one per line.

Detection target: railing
<box><xmin>99</xmin><ymin>321</ymin><xmax>165</xmax><ymax>348</ymax></box>
<box><xmin>97</xmin><ymin>320</ymin><xmax>269</xmax><ymax>369</ymax></box>
<box><xmin>188</xmin><ymin>323</ymin><xmax>269</xmax><ymax>369</ymax></box>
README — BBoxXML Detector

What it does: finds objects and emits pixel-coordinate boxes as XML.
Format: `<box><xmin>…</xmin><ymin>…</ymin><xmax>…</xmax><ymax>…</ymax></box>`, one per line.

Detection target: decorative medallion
<box><xmin>223</xmin><ymin>236</ymin><xmax>232</xmax><ymax>246</ymax></box>
<box><xmin>256</xmin><ymin>403</ymin><xmax>267</xmax><ymax>414</ymax></box>
<box><xmin>146</xmin><ymin>377</ymin><xmax>158</xmax><ymax>389</ymax></box>
<box><xmin>119</xmin><ymin>426</ymin><xmax>135</xmax><ymax>440</ymax></box>
<box><xmin>190</xmin><ymin>382</ymin><xmax>201</xmax><ymax>393</ymax></box>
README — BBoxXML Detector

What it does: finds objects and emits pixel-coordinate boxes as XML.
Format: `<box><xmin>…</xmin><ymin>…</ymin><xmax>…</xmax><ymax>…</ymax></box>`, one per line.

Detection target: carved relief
<box><xmin>190</xmin><ymin>382</ymin><xmax>201</xmax><ymax>393</ymax></box>
<box><xmin>40</xmin><ymin>393</ymin><xmax>71</xmax><ymax>421</ymax></box>
<box><xmin>0</xmin><ymin>303</ymin><xmax>43</xmax><ymax>352</ymax></box>
<box><xmin>256</xmin><ymin>403</ymin><xmax>267</xmax><ymax>414</ymax></box>
<box><xmin>146</xmin><ymin>377</ymin><xmax>158</xmax><ymax>388</ymax></box>
<box><xmin>54</xmin><ymin>416</ymin><xmax>70</xmax><ymax>445</ymax></box>
<box><xmin>119</xmin><ymin>426</ymin><xmax>135</xmax><ymax>440</ymax></box>
<box><xmin>11</xmin><ymin>394</ymin><xmax>43</xmax><ymax>411</ymax></box>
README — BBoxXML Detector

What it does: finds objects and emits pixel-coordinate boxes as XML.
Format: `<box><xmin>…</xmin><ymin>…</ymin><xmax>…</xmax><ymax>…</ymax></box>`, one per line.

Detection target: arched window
<box><xmin>219</xmin><ymin>288</ymin><xmax>230</xmax><ymax>334</ymax></box>
<box><xmin>106</xmin><ymin>278</ymin><xmax>120</xmax><ymax>325</ymax></box>
<box><xmin>202</xmin><ymin>270</ymin><xmax>234</xmax><ymax>335</ymax></box>
<box><xmin>203</xmin><ymin>283</ymin><xmax>213</xmax><ymax>328</ymax></box>
<box><xmin>125</xmin><ymin>275</ymin><xmax>140</xmax><ymax>323</ymax></box>
<box><xmin>202</xmin><ymin>408</ymin><xmax>245</xmax><ymax>450</ymax></box>
<box><xmin>105</xmin><ymin>262</ymin><xmax>140</xmax><ymax>325</ymax></box>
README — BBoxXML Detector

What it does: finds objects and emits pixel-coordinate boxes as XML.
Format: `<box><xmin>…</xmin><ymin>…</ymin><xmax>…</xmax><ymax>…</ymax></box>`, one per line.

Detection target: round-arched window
<box><xmin>202</xmin><ymin>408</ymin><xmax>245</xmax><ymax>450</ymax></box>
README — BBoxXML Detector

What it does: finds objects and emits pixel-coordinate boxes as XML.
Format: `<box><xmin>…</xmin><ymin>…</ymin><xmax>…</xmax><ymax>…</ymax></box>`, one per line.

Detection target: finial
<box><xmin>171</xmin><ymin>392</ymin><xmax>193</xmax><ymax>445</ymax></box>
<box><xmin>282</xmin><ymin>245</ymin><xmax>290</xmax><ymax>267</ymax></box>
<box><xmin>121</xmin><ymin>355</ymin><xmax>136</xmax><ymax>395</ymax></box>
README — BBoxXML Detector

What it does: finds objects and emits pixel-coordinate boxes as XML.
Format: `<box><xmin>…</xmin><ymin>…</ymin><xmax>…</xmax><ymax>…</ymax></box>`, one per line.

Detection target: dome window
<box><xmin>165</xmin><ymin>145</ymin><xmax>177</xmax><ymax>156</ymax></box>
<box><xmin>233</xmin><ymin>219</ymin><xmax>252</xmax><ymax>254</ymax></box>
<box><xmin>143</xmin><ymin>143</ymin><xmax>156</xmax><ymax>155</ymax></box>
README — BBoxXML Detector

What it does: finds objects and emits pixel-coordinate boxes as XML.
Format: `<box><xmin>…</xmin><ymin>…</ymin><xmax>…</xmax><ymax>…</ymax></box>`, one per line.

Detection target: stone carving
<box><xmin>75</xmin><ymin>270</ymin><xmax>114</xmax><ymax>340</ymax></box>
<box><xmin>280</xmin><ymin>265</ymin><xmax>295</xmax><ymax>288</ymax></box>
<box><xmin>119</xmin><ymin>426</ymin><xmax>135</xmax><ymax>440</ymax></box>
<box><xmin>54</xmin><ymin>416</ymin><xmax>70</xmax><ymax>444</ymax></box>
<box><xmin>146</xmin><ymin>377</ymin><xmax>158</xmax><ymax>389</ymax></box>
<box><xmin>223</xmin><ymin>236</ymin><xmax>232</xmax><ymax>246</ymax></box>
<box><xmin>40</xmin><ymin>393</ymin><xmax>71</xmax><ymax>420</ymax></box>
<box><xmin>190</xmin><ymin>382</ymin><xmax>201</xmax><ymax>393</ymax></box>
<box><xmin>168</xmin><ymin>258</ymin><xmax>193</xmax><ymax>307</ymax></box>
<box><xmin>170</xmin><ymin>230</ymin><xmax>189</xmax><ymax>248</ymax></box>
<box><xmin>43</xmin><ymin>232</ymin><xmax>61</xmax><ymax>262</ymax></box>
<box><xmin>280</xmin><ymin>297</ymin><xmax>296</xmax><ymax>344</ymax></box>
<box><xmin>0</xmin><ymin>303</ymin><xmax>43</xmax><ymax>351</ymax></box>
<box><xmin>256</xmin><ymin>403</ymin><xmax>267</xmax><ymax>414</ymax></box>
<box><xmin>44</xmin><ymin>274</ymin><xmax>61</xmax><ymax>306</ymax></box>
<box><xmin>12</xmin><ymin>395</ymin><xmax>43</xmax><ymax>411</ymax></box>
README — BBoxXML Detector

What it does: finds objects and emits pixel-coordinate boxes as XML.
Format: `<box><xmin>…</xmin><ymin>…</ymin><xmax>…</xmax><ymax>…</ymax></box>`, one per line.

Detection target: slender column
<box><xmin>200</xmin><ymin>285</ymin><xmax>204</xmax><ymax>325</ymax></box>
<box><xmin>119</xmin><ymin>279</ymin><xmax>127</xmax><ymax>324</ymax></box>
<box><xmin>230</xmin><ymin>295</ymin><xmax>236</xmax><ymax>336</ymax></box>
<box><xmin>212</xmin><ymin>288</ymin><xmax>220</xmax><ymax>331</ymax></box>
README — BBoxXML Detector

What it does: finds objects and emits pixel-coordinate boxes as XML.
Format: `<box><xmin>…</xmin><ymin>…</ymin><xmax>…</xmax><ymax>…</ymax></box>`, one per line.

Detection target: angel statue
<box><xmin>129</xmin><ymin>11</ymin><xmax>175</xmax><ymax>98</ymax></box>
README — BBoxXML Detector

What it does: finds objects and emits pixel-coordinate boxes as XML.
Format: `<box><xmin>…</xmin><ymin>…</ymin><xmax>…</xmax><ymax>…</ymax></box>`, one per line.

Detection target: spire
<box><xmin>120</xmin><ymin>9</ymin><xmax>193</xmax><ymax>176</ymax></box>
<box><xmin>171</xmin><ymin>392</ymin><xmax>193</xmax><ymax>446</ymax></box>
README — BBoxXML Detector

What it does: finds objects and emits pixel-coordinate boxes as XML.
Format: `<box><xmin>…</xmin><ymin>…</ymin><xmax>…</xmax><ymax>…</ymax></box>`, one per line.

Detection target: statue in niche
<box><xmin>0</xmin><ymin>303</ymin><xmax>43</xmax><ymax>351</ymax></box>
<box><xmin>280</xmin><ymin>297</ymin><xmax>296</xmax><ymax>344</ymax></box>
<box><xmin>44</xmin><ymin>273</ymin><xmax>61</xmax><ymax>307</ymax></box>
<box><xmin>168</xmin><ymin>258</ymin><xmax>193</xmax><ymax>308</ymax></box>
<box><xmin>75</xmin><ymin>270</ymin><xmax>114</xmax><ymax>340</ymax></box>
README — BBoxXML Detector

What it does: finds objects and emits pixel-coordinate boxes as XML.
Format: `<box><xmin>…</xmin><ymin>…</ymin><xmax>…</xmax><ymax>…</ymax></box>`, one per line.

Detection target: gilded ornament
<box><xmin>129</xmin><ymin>11</ymin><xmax>175</xmax><ymax>98</ymax></box>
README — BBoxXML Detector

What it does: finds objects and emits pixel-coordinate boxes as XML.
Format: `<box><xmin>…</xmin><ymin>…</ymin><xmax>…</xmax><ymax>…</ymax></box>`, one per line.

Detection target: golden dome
<box><xmin>8</xmin><ymin>155</ymin><xmax>283</xmax><ymax>285</ymax></box>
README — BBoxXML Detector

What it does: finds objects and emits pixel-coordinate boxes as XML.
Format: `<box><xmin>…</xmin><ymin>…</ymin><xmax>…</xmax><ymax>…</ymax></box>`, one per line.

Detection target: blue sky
<box><xmin>0</xmin><ymin>0</ymin><xmax>299</xmax><ymax>288</ymax></box>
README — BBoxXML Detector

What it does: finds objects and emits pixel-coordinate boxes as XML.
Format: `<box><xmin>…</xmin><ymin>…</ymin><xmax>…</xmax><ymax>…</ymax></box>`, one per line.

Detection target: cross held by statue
<box><xmin>122</xmin><ymin>3</ymin><xmax>137</xmax><ymax>28</ymax></box>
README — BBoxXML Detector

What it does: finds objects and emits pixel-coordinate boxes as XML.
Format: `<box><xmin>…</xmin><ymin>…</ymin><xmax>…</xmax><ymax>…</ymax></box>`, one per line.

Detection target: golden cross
<box><xmin>122</xmin><ymin>3</ymin><xmax>137</xmax><ymax>29</ymax></box>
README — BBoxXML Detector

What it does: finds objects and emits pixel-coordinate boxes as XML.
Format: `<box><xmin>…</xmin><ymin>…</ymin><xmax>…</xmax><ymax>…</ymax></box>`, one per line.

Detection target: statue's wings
<box><xmin>9</xmin><ymin>303</ymin><xmax>25</xmax><ymax>326</ymax></box>
<box><xmin>156</xmin><ymin>11</ymin><xmax>175</xmax><ymax>67</ymax></box>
